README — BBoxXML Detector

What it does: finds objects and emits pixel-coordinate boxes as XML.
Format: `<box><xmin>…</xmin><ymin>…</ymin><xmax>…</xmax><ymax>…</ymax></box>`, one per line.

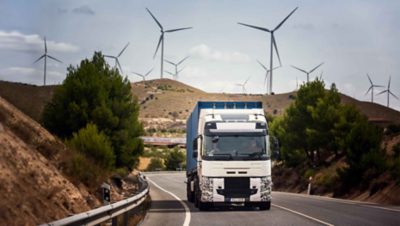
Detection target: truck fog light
<box><xmin>201</xmin><ymin>176</ymin><xmax>213</xmax><ymax>202</ymax></box>
<box><xmin>260</xmin><ymin>176</ymin><xmax>272</xmax><ymax>201</ymax></box>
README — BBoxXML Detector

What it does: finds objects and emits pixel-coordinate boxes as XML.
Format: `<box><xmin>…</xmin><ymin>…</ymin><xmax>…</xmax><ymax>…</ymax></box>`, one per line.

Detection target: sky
<box><xmin>0</xmin><ymin>0</ymin><xmax>399</xmax><ymax>110</ymax></box>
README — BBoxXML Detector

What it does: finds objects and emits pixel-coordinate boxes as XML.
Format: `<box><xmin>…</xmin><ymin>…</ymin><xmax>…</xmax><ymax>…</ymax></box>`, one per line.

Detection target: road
<box><xmin>140</xmin><ymin>172</ymin><xmax>400</xmax><ymax>226</ymax></box>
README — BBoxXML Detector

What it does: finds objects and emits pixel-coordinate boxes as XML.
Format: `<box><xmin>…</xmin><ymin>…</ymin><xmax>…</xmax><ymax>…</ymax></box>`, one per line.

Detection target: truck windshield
<box><xmin>203</xmin><ymin>134</ymin><xmax>268</xmax><ymax>160</ymax></box>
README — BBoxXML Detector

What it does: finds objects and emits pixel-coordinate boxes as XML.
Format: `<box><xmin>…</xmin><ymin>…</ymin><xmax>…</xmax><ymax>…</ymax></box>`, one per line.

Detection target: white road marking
<box><xmin>272</xmin><ymin>204</ymin><xmax>334</xmax><ymax>226</ymax></box>
<box><xmin>274</xmin><ymin>191</ymin><xmax>400</xmax><ymax>212</ymax></box>
<box><xmin>147</xmin><ymin>177</ymin><xmax>191</xmax><ymax>226</ymax></box>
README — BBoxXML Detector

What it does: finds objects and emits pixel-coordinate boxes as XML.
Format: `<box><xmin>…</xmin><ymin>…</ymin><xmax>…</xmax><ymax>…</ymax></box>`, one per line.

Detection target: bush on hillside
<box><xmin>146</xmin><ymin>158</ymin><xmax>164</xmax><ymax>171</ymax></box>
<box><xmin>42</xmin><ymin>52</ymin><xmax>143</xmax><ymax>169</ymax></box>
<box><xmin>67</xmin><ymin>123</ymin><xmax>115</xmax><ymax>170</ymax></box>
<box><xmin>165</xmin><ymin>147</ymin><xmax>185</xmax><ymax>170</ymax></box>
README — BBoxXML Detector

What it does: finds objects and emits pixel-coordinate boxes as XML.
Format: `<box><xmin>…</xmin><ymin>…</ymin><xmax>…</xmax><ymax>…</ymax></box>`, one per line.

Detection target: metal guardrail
<box><xmin>39</xmin><ymin>174</ymin><xmax>149</xmax><ymax>226</ymax></box>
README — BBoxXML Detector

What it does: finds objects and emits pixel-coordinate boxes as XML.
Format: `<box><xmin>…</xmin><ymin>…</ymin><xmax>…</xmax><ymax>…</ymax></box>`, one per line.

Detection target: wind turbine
<box><xmin>291</xmin><ymin>62</ymin><xmax>324</xmax><ymax>83</ymax></box>
<box><xmin>377</xmin><ymin>76</ymin><xmax>398</xmax><ymax>107</ymax></box>
<box><xmin>132</xmin><ymin>68</ymin><xmax>153</xmax><ymax>81</ymax></box>
<box><xmin>104</xmin><ymin>42</ymin><xmax>129</xmax><ymax>74</ymax></box>
<box><xmin>257</xmin><ymin>60</ymin><xmax>280</xmax><ymax>94</ymax></box>
<box><xmin>165</xmin><ymin>56</ymin><xmax>189</xmax><ymax>80</ymax></box>
<box><xmin>238</xmin><ymin>7</ymin><xmax>298</xmax><ymax>95</ymax></box>
<box><xmin>365</xmin><ymin>73</ymin><xmax>383</xmax><ymax>103</ymax></box>
<box><xmin>236</xmin><ymin>76</ymin><xmax>251</xmax><ymax>94</ymax></box>
<box><xmin>33</xmin><ymin>36</ymin><xmax>62</xmax><ymax>86</ymax></box>
<box><xmin>146</xmin><ymin>8</ymin><xmax>192</xmax><ymax>79</ymax></box>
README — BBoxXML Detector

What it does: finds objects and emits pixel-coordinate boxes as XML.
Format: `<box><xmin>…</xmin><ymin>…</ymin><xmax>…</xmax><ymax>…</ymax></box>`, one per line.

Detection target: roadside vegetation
<box><xmin>270</xmin><ymin>79</ymin><xmax>400</xmax><ymax>200</ymax></box>
<box><xmin>42</xmin><ymin>52</ymin><xmax>144</xmax><ymax>188</ymax></box>
<box><xmin>142</xmin><ymin>146</ymin><xmax>186</xmax><ymax>171</ymax></box>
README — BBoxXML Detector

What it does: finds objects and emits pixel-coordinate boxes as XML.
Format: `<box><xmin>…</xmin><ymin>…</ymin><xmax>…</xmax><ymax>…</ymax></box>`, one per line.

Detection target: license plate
<box><xmin>230</xmin><ymin>198</ymin><xmax>245</xmax><ymax>202</ymax></box>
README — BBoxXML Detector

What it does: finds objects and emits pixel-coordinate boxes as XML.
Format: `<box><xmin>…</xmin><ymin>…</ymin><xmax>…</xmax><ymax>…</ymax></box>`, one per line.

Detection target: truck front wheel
<box><xmin>186</xmin><ymin>179</ymin><xmax>194</xmax><ymax>202</ymax></box>
<box><xmin>259</xmin><ymin>201</ymin><xmax>271</xmax><ymax>210</ymax></box>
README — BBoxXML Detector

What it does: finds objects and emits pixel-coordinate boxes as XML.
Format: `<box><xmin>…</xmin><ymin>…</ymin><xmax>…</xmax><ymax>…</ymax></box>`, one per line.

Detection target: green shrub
<box><xmin>146</xmin><ymin>158</ymin><xmax>164</xmax><ymax>171</ymax></box>
<box><xmin>165</xmin><ymin>148</ymin><xmax>185</xmax><ymax>170</ymax></box>
<box><xmin>68</xmin><ymin>123</ymin><xmax>115</xmax><ymax>170</ymax></box>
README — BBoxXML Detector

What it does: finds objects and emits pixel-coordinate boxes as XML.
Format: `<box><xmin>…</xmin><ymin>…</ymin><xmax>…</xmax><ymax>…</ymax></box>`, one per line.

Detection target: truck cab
<box><xmin>186</xmin><ymin>102</ymin><xmax>273</xmax><ymax>210</ymax></box>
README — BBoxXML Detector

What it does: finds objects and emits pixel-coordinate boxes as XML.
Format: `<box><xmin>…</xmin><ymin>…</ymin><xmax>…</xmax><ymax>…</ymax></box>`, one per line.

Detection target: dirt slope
<box><xmin>0</xmin><ymin>96</ymin><xmax>99</xmax><ymax>225</ymax></box>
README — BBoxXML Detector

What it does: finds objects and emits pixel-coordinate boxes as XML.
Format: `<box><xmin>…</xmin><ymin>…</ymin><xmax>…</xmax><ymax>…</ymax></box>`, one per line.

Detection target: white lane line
<box><xmin>274</xmin><ymin>191</ymin><xmax>400</xmax><ymax>212</ymax></box>
<box><xmin>147</xmin><ymin>177</ymin><xmax>191</xmax><ymax>226</ymax></box>
<box><xmin>272</xmin><ymin>204</ymin><xmax>334</xmax><ymax>226</ymax></box>
<box><xmin>359</xmin><ymin>204</ymin><xmax>400</xmax><ymax>213</ymax></box>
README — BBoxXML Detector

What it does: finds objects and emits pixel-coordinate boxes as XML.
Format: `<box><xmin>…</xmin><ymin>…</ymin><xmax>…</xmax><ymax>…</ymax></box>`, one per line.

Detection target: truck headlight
<box><xmin>201</xmin><ymin>176</ymin><xmax>213</xmax><ymax>202</ymax></box>
<box><xmin>260</xmin><ymin>176</ymin><xmax>272</xmax><ymax>201</ymax></box>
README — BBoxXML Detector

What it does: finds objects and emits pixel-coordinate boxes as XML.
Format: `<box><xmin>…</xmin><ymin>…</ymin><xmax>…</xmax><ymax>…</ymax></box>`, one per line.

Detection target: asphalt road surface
<box><xmin>140</xmin><ymin>172</ymin><xmax>400</xmax><ymax>226</ymax></box>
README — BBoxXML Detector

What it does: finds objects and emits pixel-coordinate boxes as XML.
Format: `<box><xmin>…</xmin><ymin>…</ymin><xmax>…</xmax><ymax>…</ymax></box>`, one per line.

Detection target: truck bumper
<box><xmin>200</xmin><ymin>176</ymin><xmax>272</xmax><ymax>203</ymax></box>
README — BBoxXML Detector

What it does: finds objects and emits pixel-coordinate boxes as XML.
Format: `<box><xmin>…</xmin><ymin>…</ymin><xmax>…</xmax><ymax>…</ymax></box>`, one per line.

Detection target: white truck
<box><xmin>186</xmin><ymin>101</ymin><xmax>278</xmax><ymax>210</ymax></box>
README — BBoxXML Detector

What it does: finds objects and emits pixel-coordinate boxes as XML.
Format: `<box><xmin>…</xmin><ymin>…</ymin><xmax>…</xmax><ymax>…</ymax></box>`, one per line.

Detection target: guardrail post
<box><xmin>112</xmin><ymin>217</ymin><xmax>118</xmax><ymax>226</ymax></box>
<box><xmin>123</xmin><ymin>211</ymin><xmax>129</xmax><ymax>226</ymax></box>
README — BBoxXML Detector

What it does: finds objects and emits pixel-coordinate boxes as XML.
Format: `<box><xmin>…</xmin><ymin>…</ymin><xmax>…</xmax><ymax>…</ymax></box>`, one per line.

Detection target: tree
<box><xmin>165</xmin><ymin>148</ymin><xmax>185</xmax><ymax>170</ymax></box>
<box><xmin>270</xmin><ymin>79</ymin><xmax>340</xmax><ymax>166</ymax></box>
<box><xmin>42</xmin><ymin>52</ymin><xmax>143</xmax><ymax>169</ymax></box>
<box><xmin>146</xmin><ymin>158</ymin><xmax>164</xmax><ymax>171</ymax></box>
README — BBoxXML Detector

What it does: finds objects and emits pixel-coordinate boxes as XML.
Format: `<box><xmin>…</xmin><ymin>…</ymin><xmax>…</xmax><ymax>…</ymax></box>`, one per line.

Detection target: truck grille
<box><xmin>222</xmin><ymin>177</ymin><xmax>252</xmax><ymax>198</ymax></box>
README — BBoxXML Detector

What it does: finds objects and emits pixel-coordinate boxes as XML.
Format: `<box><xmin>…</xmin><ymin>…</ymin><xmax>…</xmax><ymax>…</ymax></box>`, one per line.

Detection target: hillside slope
<box><xmin>1</xmin><ymin>79</ymin><xmax>399</xmax><ymax>126</ymax></box>
<box><xmin>0</xmin><ymin>96</ymin><xmax>99</xmax><ymax>225</ymax></box>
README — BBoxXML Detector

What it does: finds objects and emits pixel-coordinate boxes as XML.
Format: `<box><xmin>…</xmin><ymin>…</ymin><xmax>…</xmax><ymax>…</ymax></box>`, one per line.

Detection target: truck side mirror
<box><xmin>192</xmin><ymin>139</ymin><xmax>198</xmax><ymax>158</ymax></box>
<box><xmin>271</xmin><ymin>136</ymin><xmax>280</xmax><ymax>159</ymax></box>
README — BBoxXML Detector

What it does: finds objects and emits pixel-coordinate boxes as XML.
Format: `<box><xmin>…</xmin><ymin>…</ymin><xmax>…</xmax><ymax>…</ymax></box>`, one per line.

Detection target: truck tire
<box><xmin>259</xmin><ymin>201</ymin><xmax>271</xmax><ymax>210</ymax></box>
<box><xmin>186</xmin><ymin>180</ymin><xmax>194</xmax><ymax>202</ymax></box>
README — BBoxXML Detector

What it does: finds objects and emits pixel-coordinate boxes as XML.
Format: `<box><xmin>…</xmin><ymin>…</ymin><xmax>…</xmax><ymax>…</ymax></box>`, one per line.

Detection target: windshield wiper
<box><xmin>212</xmin><ymin>153</ymin><xmax>233</xmax><ymax>160</ymax></box>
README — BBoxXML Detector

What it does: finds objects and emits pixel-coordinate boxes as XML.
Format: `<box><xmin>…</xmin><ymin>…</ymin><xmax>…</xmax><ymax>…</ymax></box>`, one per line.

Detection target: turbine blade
<box><xmin>237</xmin><ymin>22</ymin><xmax>271</xmax><ymax>32</ymax></box>
<box><xmin>274</xmin><ymin>7</ymin><xmax>299</xmax><ymax>31</ymax></box>
<box><xmin>178</xmin><ymin>66</ymin><xmax>185</xmax><ymax>73</ymax></box>
<box><xmin>146</xmin><ymin>8</ymin><xmax>163</xmax><ymax>30</ymax></box>
<box><xmin>131</xmin><ymin>72</ymin><xmax>144</xmax><ymax>76</ymax></box>
<box><xmin>145</xmin><ymin>68</ymin><xmax>153</xmax><ymax>76</ymax></box>
<box><xmin>165</xmin><ymin>27</ymin><xmax>192</xmax><ymax>33</ymax></box>
<box><xmin>44</xmin><ymin>36</ymin><xmax>47</xmax><ymax>53</ymax></box>
<box><xmin>309</xmin><ymin>62</ymin><xmax>324</xmax><ymax>73</ymax></box>
<box><xmin>264</xmin><ymin>72</ymin><xmax>268</xmax><ymax>86</ymax></box>
<box><xmin>153</xmin><ymin>35</ymin><xmax>163</xmax><ymax>59</ymax></box>
<box><xmin>389</xmin><ymin>90</ymin><xmax>399</xmax><ymax>99</ymax></box>
<box><xmin>272</xmin><ymin>34</ymin><xmax>282</xmax><ymax>66</ymax></box>
<box><xmin>257</xmin><ymin>60</ymin><xmax>267</xmax><ymax>70</ymax></box>
<box><xmin>376</xmin><ymin>90</ymin><xmax>387</xmax><ymax>95</ymax></box>
<box><xmin>388</xmin><ymin>76</ymin><xmax>391</xmax><ymax>89</ymax></box>
<box><xmin>177</xmin><ymin>56</ymin><xmax>189</xmax><ymax>65</ymax></box>
<box><xmin>118</xmin><ymin>42</ymin><xmax>130</xmax><ymax>57</ymax></box>
<box><xmin>273</xmin><ymin>65</ymin><xmax>281</xmax><ymax>70</ymax></box>
<box><xmin>47</xmin><ymin>55</ymin><xmax>62</xmax><ymax>63</ymax></box>
<box><xmin>291</xmin><ymin>65</ymin><xmax>308</xmax><ymax>74</ymax></box>
<box><xmin>365</xmin><ymin>86</ymin><xmax>372</xmax><ymax>95</ymax></box>
<box><xmin>366</xmin><ymin>73</ymin><xmax>373</xmax><ymax>85</ymax></box>
<box><xmin>244</xmin><ymin>76</ymin><xmax>251</xmax><ymax>85</ymax></box>
<box><xmin>373</xmin><ymin>85</ymin><xmax>384</xmax><ymax>88</ymax></box>
<box><xmin>33</xmin><ymin>54</ymin><xmax>45</xmax><ymax>63</ymax></box>
<box><xmin>116</xmin><ymin>59</ymin><xmax>123</xmax><ymax>73</ymax></box>
<box><xmin>165</xmin><ymin>70</ymin><xmax>175</xmax><ymax>76</ymax></box>
<box><xmin>104</xmin><ymin>55</ymin><xmax>116</xmax><ymax>59</ymax></box>
<box><xmin>164</xmin><ymin>59</ymin><xmax>175</xmax><ymax>65</ymax></box>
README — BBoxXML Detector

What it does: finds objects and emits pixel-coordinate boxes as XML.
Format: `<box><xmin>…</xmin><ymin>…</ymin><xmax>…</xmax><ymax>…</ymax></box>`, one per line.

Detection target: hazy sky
<box><xmin>0</xmin><ymin>0</ymin><xmax>399</xmax><ymax>110</ymax></box>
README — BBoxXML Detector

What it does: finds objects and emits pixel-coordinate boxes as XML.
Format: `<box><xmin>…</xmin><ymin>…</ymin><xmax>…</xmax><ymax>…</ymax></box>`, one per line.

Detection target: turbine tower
<box><xmin>164</xmin><ymin>56</ymin><xmax>189</xmax><ymax>80</ymax></box>
<box><xmin>291</xmin><ymin>62</ymin><xmax>324</xmax><ymax>83</ymax></box>
<box><xmin>104</xmin><ymin>42</ymin><xmax>129</xmax><ymax>74</ymax></box>
<box><xmin>238</xmin><ymin>7</ymin><xmax>298</xmax><ymax>95</ymax></box>
<box><xmin>365</xmin><ymin>73</ymin><xmax>383</xmax><ymax>103</ymax></box>
<box><xmin>377</xmin><ymin>76</ymin><xmax>398</xmax><ymax>107</ymax></box>
<box><xmin>33</xmin><ymin>36</ymin><xmax>62</xmax><ymax>86</ymax></box>
<box><xmin>236</xmin><ymin>76</ymin><xmax>251</xmax><ymax>94</ymax></box>
<box><xmin>146</xmin><ymin>8</ymin><xmax>192</xmax><ymax>79</ymax></box>
<box><xmin>132</xmin><ymin>68</ymin><xmax>153</xmax><ymax>81</ymax></box>
<box><xmin>257</xmin><ymin>60</ymin><xmax>280</xmax><ymax>94</ymax></box>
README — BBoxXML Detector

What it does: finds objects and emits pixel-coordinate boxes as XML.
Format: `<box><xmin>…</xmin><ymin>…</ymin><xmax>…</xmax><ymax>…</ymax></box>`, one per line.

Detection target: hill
<box><xmin>1</xmin><ymin>79</ymin><xmax>399</xmax><ymax>133</ymax></box>
<box><xmin>0</xmin><ymin>96</ymin><xmax>101</xmax><ymax>225</ymax></box>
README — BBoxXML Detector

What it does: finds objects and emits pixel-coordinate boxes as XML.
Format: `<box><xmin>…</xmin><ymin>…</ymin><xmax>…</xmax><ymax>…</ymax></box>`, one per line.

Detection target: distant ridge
<box><xmin>0</xmin><ymin>79</ymin><xmax>399</xmax><ymax>125</ymax></box>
